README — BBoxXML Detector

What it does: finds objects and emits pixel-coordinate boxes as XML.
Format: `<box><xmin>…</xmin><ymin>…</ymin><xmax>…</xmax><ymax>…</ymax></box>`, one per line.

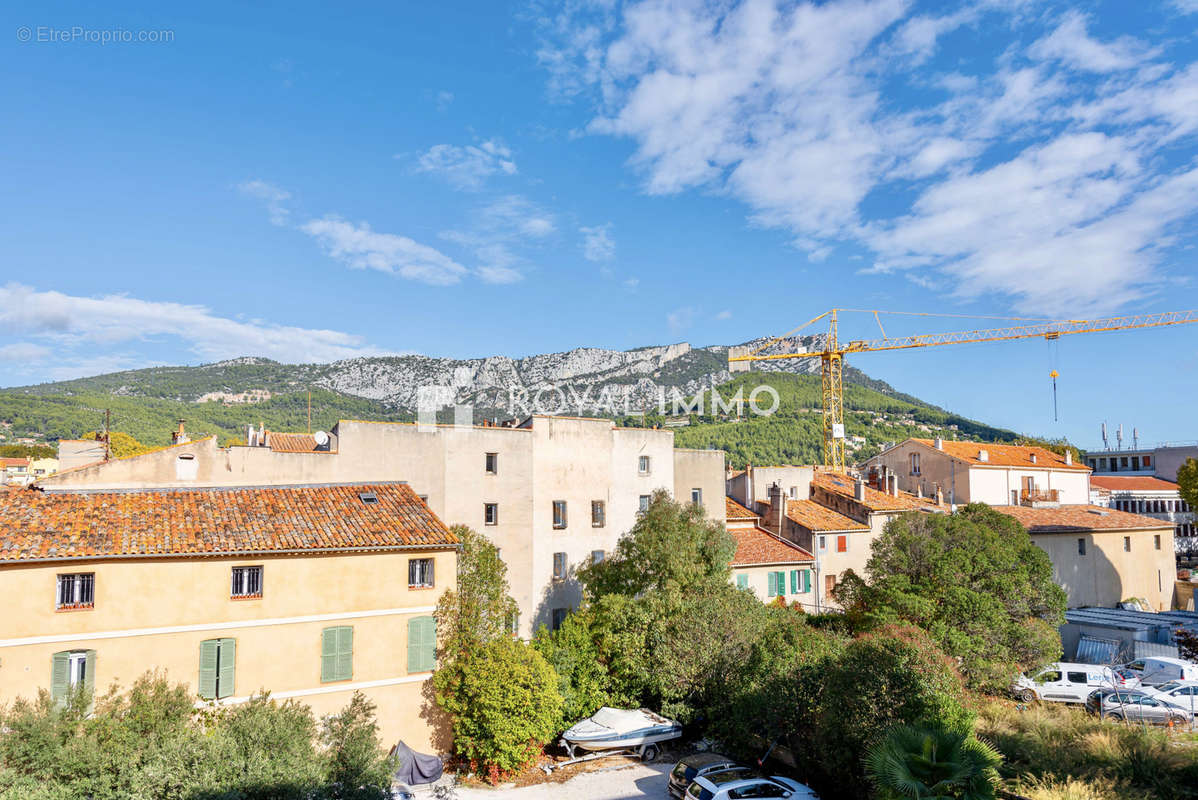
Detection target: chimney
<box><xmin>246</xmin><ymin>424</ymin><xmax>256</xmax><ymax>447</ymax></box>
<box><xmin>746</xmin><ymin>463</ymin><xmax>754</xmax><ymax>507</ymax></box>
<box><xmin>934</xmin><ymin>436</ymin><xmax>944</xmax><ymax>450</ymax></box>
<box><xmin>888</xmin><ymin>474</ymin><xmax>898</xmax><ymax>496</ymax></box>
<box><xmin>171</xmin><ymin>419</ymin><xmax>189</xmax><ymax>445</ymax></box>
<box><xmin>767</xmin><ymin>482</ymin><xmax>784</xmax><ymax>532</ymax></box>
<box><xmin>1030</xmin><ymin>453</ymin><xmax>1038</xmax><ymax>464</ymax></box>
<box><xmin>935</xmin><ymin>485</ymin><xmax>943</xmax><ymax>506</ymax></box>
<box><xmin>854</xmin><ymin>478</ymin><xmax>865</xmax><ymax>501</ymax></box>
<box><xmin>916</xmin><ymin>484</ymin><xmax>924</xmax><ymax>499</ymax></box>
<box><xmin>1065</xmin><ymin>451</ymin><xmax>1073</xmax><ymax>466</ymax></box>
<box><xmin>977</xmin><ymin>449</ymin><xmax>989</xmax><ymax>463</ymax></box>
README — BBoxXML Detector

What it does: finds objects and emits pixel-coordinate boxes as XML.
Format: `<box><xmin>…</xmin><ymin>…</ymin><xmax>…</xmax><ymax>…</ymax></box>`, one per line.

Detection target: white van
<box><xmin>1012</xmin><ymin>662</ymin><xmax>1126</xmax><ymax>704</ymax></box>
<box><xmin>1122</xmin><ymin>657</ymin><xmax>1198</xmax><ymax>686</ymax></box>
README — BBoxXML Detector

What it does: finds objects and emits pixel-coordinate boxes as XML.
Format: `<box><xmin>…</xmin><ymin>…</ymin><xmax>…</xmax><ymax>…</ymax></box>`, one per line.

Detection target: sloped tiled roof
<box><xmin>812</xmin><ymin>472</ymin><xmax>932</xmax><ymax>512</ymax></box>
<box><xmin>730</xmin><ymin>526</ymin><xmax>814</xmax><ymax>567</ymax></box>
<box><xmin>268</xmin><ymin>433</ymin><xmax>330</xmax><ymax>453</ymax></box>
<box><xmin>725</xmin><ymin>497</ymin><xmax>759</xmax><ymax>519</ymax></box>
<box><xmin>1089</xmin><ymin>476</ymin><xmax>1180</xmax><ymax>493</ymax></box>
<box><xmin>785</xmin><ymin>499</ymin><xmax>870</xmax><ymax>532</ymax></box>
<box><xmin>993</xmin><ymin>504</ymin><xmax>1174</xmax><ymax>533</ymax></box>
<box><xmin>911</xmin><ymin>439</ymin><xmax>1089</xmax><ymax>471</ymax></box>
<box><xmin>0</xmin><ymin>482</ymin><xmax>457</xmax><ymax>563</ymax></box>
<box><xmin>0</xmin><ymin>458</ymin><xmax>30</xmax><ymax>468</ymax></box>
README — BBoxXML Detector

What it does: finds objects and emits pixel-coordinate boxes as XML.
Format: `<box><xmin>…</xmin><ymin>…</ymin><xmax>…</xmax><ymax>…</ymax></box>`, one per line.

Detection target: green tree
<box><xmin>836</xmin><ymin>505</ymin><xmax>1066</xmax><ymax>690</ymax></box>
<box><xmin>579</xmin><ymin>489</ymin><xmax>735</xmax><ymax>598</ymax></box>
<box><xmin>434</xmin><ymin>637</ymin><xmax>562</xmax><ymax>780</ymax></box>
<box><xmin>83</xmin><ymin>430</ymin><xmax>159</xmax><ymax>459</ymax></box>
<box><xmin>435</xmin><ymin>525</ymin><xmax>519</xmax><ymax>662</ymax></box>
<box><xmin>319</xmin><ymin>692</ymin><xmax>394</xmax><ymax>800</ymax></box>
<box><xmin>532</xmin><ymin>609</ymin><xmax>623</xmax><ymax>726</ymax></box>
<box><xmin>1178</xmin><ymin>458</ymin><xmax>1198</xmax><ymax>516</ymax></box>
<box><xmin>865</xmin><ymin>725</ymin><xmax>1001</xmax><ymax>800</ymax></box>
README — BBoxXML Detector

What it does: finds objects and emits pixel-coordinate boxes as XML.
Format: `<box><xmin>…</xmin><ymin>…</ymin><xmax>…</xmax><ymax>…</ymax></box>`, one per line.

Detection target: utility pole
<box><xmin>103</xmin><ymin>409</ymin><xmax>111</xmax><ymax>461</ymax></box>
<box><xmin>307</xmin><ymin>388</ymin><xmax>312</xmax><ymax>434</ymax></box>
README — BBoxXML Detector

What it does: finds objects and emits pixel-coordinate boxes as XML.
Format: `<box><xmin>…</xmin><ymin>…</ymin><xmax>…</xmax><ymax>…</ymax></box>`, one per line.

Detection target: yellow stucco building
<box><xmin>0</xmin><ymin>481</ymin><xmax>459</xmax><ymax>751</ymax></box>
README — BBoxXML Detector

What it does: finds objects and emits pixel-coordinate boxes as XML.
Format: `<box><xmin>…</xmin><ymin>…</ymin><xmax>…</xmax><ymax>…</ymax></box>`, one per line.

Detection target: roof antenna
<box><xmin>1101</xmin><ymin>422</ymin><xmax>1109</xmax><ymax>451</ymax></box>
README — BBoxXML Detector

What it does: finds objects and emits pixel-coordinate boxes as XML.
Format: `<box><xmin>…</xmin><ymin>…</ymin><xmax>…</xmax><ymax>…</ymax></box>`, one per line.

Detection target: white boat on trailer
<box><xmin>554</xmin><ymin>707</ymin><xmax>682</xmax><ymax>765</ymax></box>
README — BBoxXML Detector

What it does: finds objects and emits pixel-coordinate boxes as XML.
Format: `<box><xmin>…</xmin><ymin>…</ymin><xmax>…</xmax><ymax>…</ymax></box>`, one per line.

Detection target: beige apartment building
<box><xmin>0</xmin><ymin>482</ymin><xmax>458</xmax><ymax>751</ymax></box>
<box><xmin>994</xmin><ymin>504</ymin><xmax>1175</xmax><ymax>610</ymax></box>
<box><xmin>725</xmin><ymin>498</ymin><xmax>815</xmax><ymax>606</ymax></box>
<box><xmin>38</xmin><ymin>416</ymin><xmax>726</xmax><ymax>636</ymax></box>
<box><xmin>863</xmin><ymin>438</ymin><xmax>1091</xmax><ymax>506</ymax></box>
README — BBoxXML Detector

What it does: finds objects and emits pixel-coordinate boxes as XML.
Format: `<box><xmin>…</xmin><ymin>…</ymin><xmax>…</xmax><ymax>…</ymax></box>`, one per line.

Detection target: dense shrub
<box><xmin>532</xmin><ymin>609</ymin><xmax>624</xmax><ymax>727</ymax></box>
<box><xmin>0</xmin><ymin>675</ymin><xmax>394</xmax><ymax>800</ymax></box>
<box><xmin>434</xmin><ymin>637</ymin><xmax>562</xmax><ymax>779</ymax></box>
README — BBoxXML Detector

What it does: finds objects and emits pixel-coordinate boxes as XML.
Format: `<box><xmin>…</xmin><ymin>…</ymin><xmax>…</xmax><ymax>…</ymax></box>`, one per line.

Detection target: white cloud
<box><xmin>436</xmin><ymin>90</ymin><xmax>454</xmax><ymax>111</ymax></box>
<box><xmin>667</xmin><ymin>307</ymin><xmax>696</xmax><ymax>335</ymax></box>
<box><xmin>0</xmin><ymin>342</ymin><xmax>51</xmax><ymax>362</ymax></box>
<box><xmin>580</xmin><ymin>223</ymin><xmax>615</xmax><ymax>261</ymax></box>
<box><xmin>0</xmin><ymin>283</ymin><xmax>385</xmax><ymax>365</ymax></box>
<box><xmin>1029</xmin><ymin>11</ymin><xmax>1149</xmax><ymax>73</ymax></box>
<box><xmin>623</xmin><ymin>277</ymin><xmax>639</xmax><ymax>290</ymax></box>
<box><xmin>1174</xmin><ymin>0</ymin><xmax>1198</xmax><ymax>13</ymax></box>
<box><xmin>715</xmin><ymin>310</ymin><xmax>733</xmax><ymax>320</ymax></box>
<box><xmin>413</xmin><ymin>140</ymin><xmax>517</xmax><ymax>190</ymax></box>
<box><xmin>538</xmin><ymin>0</ymin><xmax>1198</xmax><ymax>314</ymax></box>
<box><xmin>238</xmin><ymin>180</ymin><xmax>292</xmax><ymax>226</ymax></box>
<box><xmin>440</xmin><ymin>195</ymin><xmax>556</xmax><ymax>283</ymax></box>
<box><xmin>301</xmin><ymin>216</ymin><xmax>470</xmax><ymax>286</ymax></box>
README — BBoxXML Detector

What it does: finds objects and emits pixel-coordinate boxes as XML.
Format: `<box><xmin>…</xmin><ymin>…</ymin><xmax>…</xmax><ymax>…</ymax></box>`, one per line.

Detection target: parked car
<box><xmin>1099</xmin><ymin>692</ymin><xmax>1192</xmax><ymax>725</ymax></box>
<box><xmin>686</xmin><ymin>770</ymin><xmax>819</xmax><ymax>800</ymax></box>
<box><xmin>1143</xmin><ymin>680</ymin><xmax>1198</xmax><ymax>712</ymax></box>
<box><xmin>1085</xmin><ymin>687</ymin><xmax>1154</xmax><ymax>717</ymax></box>
<box><xmin>1120</xmin><ymin>657</ymin><xmax>1198</xmax><ymax>687</ymax></box>
<box><xmin>560</xmin><ymin>707</ymin><xmax>682</xmax><ymax>760</ymax></box>
<box><xmin>668</xmin><ymin>753</ymin><xmax>744</xmax><ymax>799</ymax></box>
<box><xmin>1012</xmin><ymin>662</ymin><xmax>1130</xmax><ymax>704</ymax></box>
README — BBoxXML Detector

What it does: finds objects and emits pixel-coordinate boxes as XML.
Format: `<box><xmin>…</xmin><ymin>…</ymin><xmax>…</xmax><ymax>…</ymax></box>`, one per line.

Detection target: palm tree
<box><xmin>865</xmin><ymin>724</ymin><xmax>1002</xmax><ymax>800</ymax></box>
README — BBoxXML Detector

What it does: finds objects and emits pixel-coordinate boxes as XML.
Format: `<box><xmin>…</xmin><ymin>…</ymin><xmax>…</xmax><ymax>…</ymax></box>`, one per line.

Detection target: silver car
<box><xmin>1145</xmin><ymin>680</ymin><xmax>1198</xmax><ymax>714</ymax></box>
<box><xmin>1099</xmin><ymin>691</ymin><xmax>1191</xmax><ymax>725</ymax></box>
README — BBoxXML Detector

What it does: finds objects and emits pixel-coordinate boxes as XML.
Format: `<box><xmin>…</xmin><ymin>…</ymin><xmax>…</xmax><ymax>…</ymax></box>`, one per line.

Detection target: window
<box><xmin>198</xmin><ymin>638</ymin><xmax>236</xmax><ymax>699</ymax></box>
<box><xmin>320</xmin><ymin>626</ymin><xmax>353</xmax><ymax>682</ymax></box>
<box><xmin>1011</xmin><ymin>490</ymin><xmax>1019</xmax><ymax>505</ymax></box>
<box><xmin>553</xmin><ymin>552</ymin><xmax>567</xmax><ymax>581</ymax></box>
<box><xmin>825</xmin><ymin>574</ymin><xmax>837</xmax><ymax>596</ymax></box>
<box><xmin>484</xmin><ymin>503</ymin><xmax>499</xmax><ymax>526</ymax></box>
<box><xmin>1144</xmin><ymin>455</ymin><xmax>1152</xmax><ymax>467</ymax></box>
<box><xmin>408</xmin><ymin>558</ymin><xmax>435</xmax><ymax>588</ymax></box>
<box><xmin>50</xmin><ymin>649</ymin><xmax>95</xmax><ymax>707</ymax></box>
<box><xmin>358</xmin><ymin>491</ymin><xmax>378</xmax><ymax>504</ymax></box>
<box><xmin>551</xmin><ymin>608</ymin><xmax>569</xmax><ymax>630</ymax></box>
<box><xmin>553</xmin><ymin>500</ymin><xmax>568</xmax><ymax>529</ymax></box>
<box><xmin>767</xmin><ymin>571</ymin><xmax>786</xmax><ymax>597</ymax></box>
<box><xmin>418</xmin><ymin>494</ymin><xmax>429</xmax><ymax>503</ymax></box>
<box><xmin>818</xmin><ymin>535</ymin><xmax>827</xmax><ymax>551</ymax></box>
<box><xmin>591</xmin><ymin>500</ymin><xmax>606</xmax><ymax>527</ymax></box>
<box><xmin>1067</xmin><ymin>671</ymin><xmax>1087</xmax><ymax>684</ymax></box>
<box><xmin>56</xmin><ymin>573</ymin><xmax>94</xmax><ymax>610</ymax></box>
<box><xmin>836</xmin><ymin>535</ymin><xmax>848</xmax><ymax>553</ymax></box>
<box><xmin>1155</xmin><ymin>534</ymin><xmax>1161</xmax><ymax>550</ymax></box>
<box><xmin>736</xmin><ymin>574</ymin><xmax>749</xmax><ymax>590</ymax></box>
<box><xmin>788</xmin><ymin>486</ymin><xmax>797</xmax><ymax>499</ymax></box>
<box><xmin>910</xmin><ymin>452</ymin><xmax>921</xmax><ymax>475</ymax></box>
<box><xmin>230</xmin><ymin>566</ymin><xmax>263</xmax><ymax>598</ymax></box>
<box><xmin>485</xmin><ymin>452</ymin><xmax>498</xmax><ymax>474</ymax></box>
<box><xmin>789</xmin><ymin>569</ymin><xmax>804</xmax><ymax>594</ymax></box>
<box><xmin>591</xmin><ymin>550</ymin><xmax>605</xmax><ymax>564</ymax></box>
<box><xmin>504</xmin><ymin>611</ymin><xmax>519</xmax><ymax>637</ymax></box>
<box><xmin>691</xmin><ymin>488</ymin><xmax>703</xmax><ymax>506</ymax></box>
<box><xmin>1078</xmin><ymin>538</ymin><xmax>1086</xmax><ymax>556</ymax></box>
<box><xmin>639</xmin><ymin>494</ymin><xmax>651</xmax><ymax>513</ymax></box>
<box><xmin>638</xmin><ymin>455</ymin><xmax>651</xmax><ymax>475</ymax></box>
<box><xmin>407</xmin><ymin>616</ymin><xmax>436</xmax><ymax>673</ymax></box>
<box><xmin>1124</xmin><ymin>536</ymin><xmax>1132</xmax><ymax>552</ymax></box>
<box><xmin>175</xmin><ymin>453</ymin><xmax>197</xmax><ymax>481</ymax></box>
<box><xmin>1132</xmin><ymin>456</ymin><xmax>1141</xmax><ymax>471</ymax></box>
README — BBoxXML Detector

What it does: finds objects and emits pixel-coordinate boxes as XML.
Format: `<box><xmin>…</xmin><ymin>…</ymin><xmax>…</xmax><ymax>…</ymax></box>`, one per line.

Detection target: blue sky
<box><xmin>1</xmin><ymin>0</ymin><xmax>1196</xmax><ymax>449</ymax></box>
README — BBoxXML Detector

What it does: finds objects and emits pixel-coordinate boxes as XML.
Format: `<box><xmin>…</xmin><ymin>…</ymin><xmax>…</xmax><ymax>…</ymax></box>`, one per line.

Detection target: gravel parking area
<box><xmin>415</xmin><ymin>763</ymin><xmax>672</xmax><ymax>800</ymax></box>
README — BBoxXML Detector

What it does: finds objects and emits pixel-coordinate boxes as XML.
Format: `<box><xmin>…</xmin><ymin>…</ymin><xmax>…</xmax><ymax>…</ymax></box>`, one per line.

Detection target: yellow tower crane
<box><xmin>728</xmin><ymin>308</ymin><xmax>1198</xmax><ymax>471</ymax></box>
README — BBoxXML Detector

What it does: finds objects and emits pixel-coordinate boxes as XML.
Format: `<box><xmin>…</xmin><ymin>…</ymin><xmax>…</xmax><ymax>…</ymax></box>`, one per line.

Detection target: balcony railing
<box><xmin>1021</xmin><ymin>488</ymin><xmax>1060</xmax><ymax>505</ymax></box>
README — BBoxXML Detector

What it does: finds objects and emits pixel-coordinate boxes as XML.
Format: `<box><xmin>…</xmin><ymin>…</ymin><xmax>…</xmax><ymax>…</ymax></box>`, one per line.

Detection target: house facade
<box><xmin>38</xmin><ymin>416</ymin><xmax>726</xmax><ymax>636</ymax></box>
<box><xmin>1090</xmin><ymin>475</ymin><xmax>1195</xmax><ymax>553</ymax></box>
<box><xmin>994</xmin><ymin>504</ymin><xmax>1176</xmax><ymax>610</ymax></box>
<box><xmin>725</xmin><ymin>498</ymin><xmax>815</xmax><ymax>606</ymax></box>
<box><xmin>862</xmin><ymin>438</ymin><xmax>1091</xmax><ymax>506</ymax></box>
<box><xmin>0</xmin><ymin>482</ymin><xmax>458</xmax><ymax>751</ymax></box>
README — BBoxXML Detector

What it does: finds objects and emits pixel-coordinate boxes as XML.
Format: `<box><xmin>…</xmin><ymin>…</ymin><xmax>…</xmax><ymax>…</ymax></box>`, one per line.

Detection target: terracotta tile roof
<box><xmin>730</xmin><ymin>526</ymin><xmax>814</xmax><ymax>567</ymax></box>
<box><xmin>0</xmin><ymin>482</ymin><xmax>458</xmax><ymax>563</ymax></box>
<box><xmin>910</xmin><ymin>439</ymin><xmax>1089</xmax><ymax>471</ymax></box>
<box><xmin>785</xmin><ymin>499</ymin><xmax>870</xmax><ymax>532</ymax></box>
<box><xmin>268</xmin><ymin>433</ymin><xmax>328</xmax><ymax>453</ymax></box>
<box><xmin>0</xmin><ymin>458</ymin><xmax>30</xmax><ymax>468</ymax></box>
<box><xmin>812</xmin><ymin>472</ymin><xmax>932</xmax><ymax>513</ymax></box>
<box><xmin>726</xmin><ymin>497</ymin><xmax>759</xmax><ymax>519</ymax></box>
<box><xmin>993</xmin><ymin>504</ymin><xmax>1174</xmax><ymax>533</ymax></box>
<box><xmin>1089</xmin><ymin>476</ymin><xmax>1180</xmax><ymax>493</ymax></box>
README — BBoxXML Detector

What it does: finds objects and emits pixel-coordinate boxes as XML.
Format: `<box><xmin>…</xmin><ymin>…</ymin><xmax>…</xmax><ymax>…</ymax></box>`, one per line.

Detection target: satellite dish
<box><xmin>313</xmin><ymin>430</ymin><xmax>330</xmax><ymax>447</ymax></box>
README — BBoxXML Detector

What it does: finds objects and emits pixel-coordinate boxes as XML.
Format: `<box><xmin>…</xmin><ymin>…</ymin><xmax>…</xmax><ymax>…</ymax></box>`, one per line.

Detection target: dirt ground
<box><xmin>448</xmin><ymin>762</ymin><xmax>672</xmax><ymax>799</ymax></box>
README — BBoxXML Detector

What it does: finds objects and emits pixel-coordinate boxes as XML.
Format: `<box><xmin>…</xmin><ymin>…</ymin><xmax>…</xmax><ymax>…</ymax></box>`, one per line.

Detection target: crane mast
<box><xmin>730</xmin><ymin>309</ymin><xmax>1198</xmax><ymax>471</ymax></box>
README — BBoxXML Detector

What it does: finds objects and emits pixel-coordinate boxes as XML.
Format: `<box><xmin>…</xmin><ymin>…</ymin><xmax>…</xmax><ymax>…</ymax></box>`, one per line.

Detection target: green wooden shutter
<box><xmin>198</xmin><ymin>640</ymin><xmax>219</xmax><ymax>700</ymax></box>
<box><xmin>321</xmin><ymin>627</ymin><xmax>339</xmax><ymax>683</ymax></box>
<box><xmin>408</xmin><ymin>617</ymin><xmax>436</xmax><ymax>673</ymax></box>
<box><xmin>336</xmin><ymin>627</ymin><xmax>353</xmax><ymax>682</ymax></box>
<box><xmin>83</xmin><ymin>650</ymin><xmax>97</xmax><ymax>712</ymax></box>
<box><xmin>51</xmin><ymin>651</ymin><xmax>70</xmax><ymax>706</ymax></box>
<box><xmin>790</xmin><ymin>570</ymin><xmax>799</xmax><ymax>594</ymax></box>
<box><xmin>766</xmin><ymin>572</ymin><xmax>776</xmax><ymax>597</ymax></box>
<box><xmin>736</xmin><ymin>574</ymin><xmax>748</xmax><ymax>590</ymax></box>
<box><xmin>803</xmin><ymin>569</ymin><xmax>811</xmax><ymax>593</ymax></box>
<box><xmin>217</xmin><ymin>639</ymin><xmax>236</xmax><ymax>699</ymax></box>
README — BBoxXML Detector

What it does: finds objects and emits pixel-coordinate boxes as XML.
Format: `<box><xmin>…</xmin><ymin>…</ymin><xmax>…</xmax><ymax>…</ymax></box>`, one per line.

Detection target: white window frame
<box><xmin>638</xmin><ymin>455</ymin><xmax>651</xmax><ymax>475</ymax></box>
<box><xmin>484</xmin><ymin>503</ymin><xmax>499</xmax><ymax>526</ymax></box>
<box><xmin>56</xmin><ymin>573</ymin><xmax>95</xmax><ymax>609</ymax></box>
<box><xmin>230</xmin><ymin>566</ymin><xmax>263</xmax><ymax>599</ymax></box>
<box><xmin>408</xmin><ymin>558</ymin><xmax>435</xmax><ymax>589</ymax></box>
<box><xmin>485</xmin><ymin>452</ymin><xmax>498</xmax><ymax>475</ymax></box>
<box><xmin>691</xmin><ymin>488</ymin><xmax>703</xmax><ymax>506</ymax></box>
<box><xmin>638</xmin><ymin>494</ymin><xmax>651</xmax><ymax>513</ymax></box>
